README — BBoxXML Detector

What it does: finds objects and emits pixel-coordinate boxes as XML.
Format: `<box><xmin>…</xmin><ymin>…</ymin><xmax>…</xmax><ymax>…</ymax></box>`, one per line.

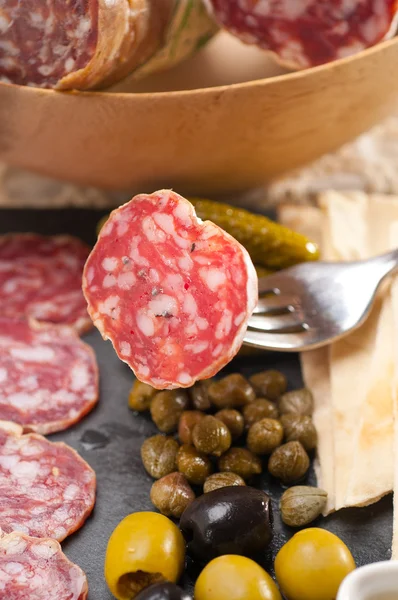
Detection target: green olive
<box><xmin>177</xmin><ymin>444</ymin><xmax>213</xmax><ymax>485</ymax></box>
<box><xmin>104</xmin><ymin>512</ymin><xmax>186</xmax><ymax>600</ymax></box>
<box><xmin>247</xmin><ymin>418</ymin><xmax>284</xmax><ymax>455</ymax></box>
<box><xmin>215</xmin><ymin>409</ymin><xmax>245</xmax><ymax>441</ymax></box>
<box><xmin>150</xmin><ymin>473</ymin><xmax>195</xmax><ymax>518</ymax></box>
<box><xmin>178</xmin><ymin>411</ymin><xmax>206</xmax><ymax>445</ymax></box>
<box><xmin>203</xmin><ymin>472</ymin><xmax>246</xmax><ymax>493</ymax></box>
<box><xmin>208</xmin><ymin>374</ymin><xmax>256</xmax><ymax>409</ymax></box>
<box><xmin>275</xmin><ymin>528</ymin><xmax>355</xmax><ymax>600</ymax></box>
<box><xmin>150</xmin><ymin>390</ymin><xmax>190</xmax><ymax>433</ymax></box>
<box><xmin>278</xmin><ymin>389</ymin><xmax>313</xmax><ymax>417</ymax></box>
<box><xmin>218</xmin><ymin>447</ymin><xmax>262</xmax><ymax>481</ymax></box>
<box><xmin>128</xmin><ymin>380</ymin><xmax>157</xmax><ymax>412</ymax></box>
<box><xmin>280</xmin><ymin>415</ymin><xmax>317</xmax><ymax>451</ymax></box>
<box><xmin>243</xmin><ymin>399</ymin><xmax>279</xmax><ymax>428</ymax></box>
<box><xmin>249</xmin><ymin>370</ymin><xmax>287</xmax><ymax>401</ymax></box>
<box><xmin>141</xmin><ymin>435</ymin><xmax>179</xmax><ymax>479</ymax></box>
<box><xmin>195</xmin><ymin>555</ymin><xmax>282</xmax><ymax>600</ymax></box>
<box><xmin>268</xmin><ymin>442</ymin><xmax>310</xmax><ymax>484</ymax></box>
<box><xmin>192</xmin><ymin>415</ymin><xmax>232</xmax><ymax>457</ymax></box>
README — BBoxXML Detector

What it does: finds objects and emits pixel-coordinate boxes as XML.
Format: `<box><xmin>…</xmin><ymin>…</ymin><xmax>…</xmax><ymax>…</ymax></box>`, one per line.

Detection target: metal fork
<box><xmin>243</xmin><ymin>249</ymin><xmax>398</xmax><ymax>352</ymax></box>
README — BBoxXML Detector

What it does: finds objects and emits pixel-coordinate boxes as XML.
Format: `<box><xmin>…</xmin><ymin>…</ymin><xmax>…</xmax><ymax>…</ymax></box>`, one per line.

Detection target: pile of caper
<box><xmin>131</xmin><ymin>370</ymin><xmax>319</xmax><ymax>524</ymax></box>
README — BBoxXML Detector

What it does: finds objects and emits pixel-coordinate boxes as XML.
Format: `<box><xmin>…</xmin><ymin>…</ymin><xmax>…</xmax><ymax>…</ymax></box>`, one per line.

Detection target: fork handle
<box><xmin>369</xmin><ymin>248</ymin><xmax>398</xmax><ymax>280</ymax></box>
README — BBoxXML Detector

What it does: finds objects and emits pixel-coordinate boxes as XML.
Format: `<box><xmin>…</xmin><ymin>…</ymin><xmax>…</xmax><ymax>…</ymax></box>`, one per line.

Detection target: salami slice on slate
<box><xmin>0</xmin><ymin>420</ymin><xmax>96</xmax><ymax>541</ymax></box>
<box><xmin>0</xmin><ymin>317</ymin><xmax>98</xmax><ymax>435</ymax></box>
<box><xmin>205</xmin><ymin>0</ymin><xmax>398</xmax><ymax>69</ymax></box>
<box><xmin>0</xmin><ymin>234</ymin><xmax>91</xmax><ymax>334</ymax></box>
<box><xmin>0</xmin><ymin>531</ymin><xmax>88</xmax><ymax>600</ymax></box>
<box><xmin>83</xmin><ymin>190</ymin><xmax>258</xmax><ymax>389</ymax></box>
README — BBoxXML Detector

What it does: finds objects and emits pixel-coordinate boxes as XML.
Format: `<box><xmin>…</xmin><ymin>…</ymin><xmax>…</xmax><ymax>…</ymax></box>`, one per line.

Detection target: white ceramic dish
<box><xmin>337</xmin><ymin>561</ymin><xmax>398</xmax><ymax>600</ymax></box>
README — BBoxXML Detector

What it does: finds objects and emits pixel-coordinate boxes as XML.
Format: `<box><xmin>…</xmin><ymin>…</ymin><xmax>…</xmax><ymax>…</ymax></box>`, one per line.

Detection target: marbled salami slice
<box><xmin>83</xmin><ymin>190</ymin><xmax>257</xmax><ymax>389</ymax></box>
<box><xmin>0</xmin><ymin>421</ymin><xmax>96</xmax><ymax>541</ymax></box>
<box><xmin>0</xmin><ymin>531</ymin><xmax>88</xmax><ymax>600</ymax></box>
<box><xmin>0</xmin><ymin>317</ymin><xmax>98</xmax><ymax>434</ymax></box>
<box><xmin>205</xmin><ymin>0</ymin><xmax>398</xmax><ymax>69</ymax></box>
<box><xmin>0</xmin><ymin>234</ymin><xmax>91</xmax><ymax>334</ymax></box>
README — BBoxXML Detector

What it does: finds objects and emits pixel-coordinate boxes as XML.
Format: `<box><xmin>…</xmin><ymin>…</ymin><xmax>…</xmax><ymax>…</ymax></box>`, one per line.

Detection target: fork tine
<box><xmin>243</xmin><ymin>327</ymin><xmax>318</xmax><ymax>351</ymax></box>
<box><xmin>253</xmin><ymin>295</ymin><xmax>297</xmax><ymax>315</ymax></box>
<box><xmin>248</xmin><ymin>313</ymin><xmax>304</xmax><ymax>333</ymax></box>
<box><xmin>257</xmin><ymin>273</ymin><xmax>288</xmax><ymax>294</ymax></box>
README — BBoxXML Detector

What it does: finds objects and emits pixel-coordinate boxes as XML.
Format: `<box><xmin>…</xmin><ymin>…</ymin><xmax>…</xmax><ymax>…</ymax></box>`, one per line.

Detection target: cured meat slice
<box><xmin>0</xmin><ymin>531</ymin><xmax>88</xmax><ymax>600</ymax></box>
<box><xmin>0</xmin><ymin>317</ymin><xmax>98</xmax><ymax>434</ymax></box>
<box><xmin>83</xmin><ymin>190</ymin><xmax>257</xmax><ymax>389</ymax></box>
<box><xmin>0</xmin><ymin>234</ymin><xmax>91</xmax><ymax>334</ymax></box>
<box><xmin>0</xmin><ymin>420</ymin><xmax>96</xmax><ymax>541</ymax></box>
<box><xmin>205</xmin><ymin>0</ymin><xmax>398</xmax><ymax>69</ymax></box>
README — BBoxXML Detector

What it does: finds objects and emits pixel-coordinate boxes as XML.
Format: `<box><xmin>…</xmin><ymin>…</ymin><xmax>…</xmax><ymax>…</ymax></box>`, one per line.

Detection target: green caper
<box><xmin>243</xmin><ymin>399</ymin><xmax>279</xmax><ymax>428</ymax></box>
<box><xmin>247</xmin><ymin>418</ymin><xmax>284</xmax><ymax>455</ymax></box>
<box><xmin>268</xmin><ymin>441</ymin><xmax>310</xmax><ymax>484</ymax></box>
<box><xmin>189</xmin><ymin>381</ymin><xmax>212</xmax><ymax>411</ymax></box>
<box><xmin>280</xmin><ymin>414</ymin><xmax>317</xmax><ymax>451</ymax></box>
<box><xmin>215</xmin><ymin>409</ymin><xmax>245</xmax><ymax>441</ymax></box>
<box><xmin>178</xmin><ymin>411</ymin><xmax>206</xmax><ymax>445</ymax></box>
<box><xmin>278</xmin><ymin>388</ymin><xmax>313</xmax><ymax>416</ymax></box>
<box><xmin>141</xmin><ymin>435</ymin><xmax>180</xmax><ymax>479</ymax></box>
<box><xmin>280</xmin><ymin>486</ymin><xmax>327</xmax><ymax>527</ymax></box>
<box><xmin>203</xmin><ymin>472</ymin><xmax>246</xmax><ymax>493</ymax></box>
<box><xmin>249</xmin><ymin>370</ymin><xmax>287</xmax><ymax>401</ymax></box>
<box><xmin>177</xmin><ymin>444</ymin><xmax>213</xmax><ymax>485</ymax></box>
<box><xmin>192</xmin><ymin>415</ymin><xmax>232</xmax><ymax>457</ymax></box>
<box><xmin>150</xmin><ymin>472</ymin><xmax>195</xmax><ymax>518</ymax></box>
<box><xmin>128</xmin><ymin>380</ymin><xmax>157</xmax><ymax>412</ymax></box>
<box><xmin>218</xmin><ymin>447</ymin><xmax>262</xmax><ymax>481</ymax></box>
<box><xmin>208</xmin><ymin>374</ymin><xmax>256</xmax><ymax>409</ymax></box>
<box><xmin>150</xmin><ymin>390</ymin><xmax>190</xmax><ymax>433</ymax></box>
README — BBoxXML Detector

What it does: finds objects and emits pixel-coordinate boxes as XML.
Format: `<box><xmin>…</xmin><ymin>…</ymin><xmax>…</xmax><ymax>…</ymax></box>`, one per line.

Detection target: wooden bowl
<box><xmin>1</xmin><ymin>33</ymin><xmax>398</xmax><ymax>196</ymax></box>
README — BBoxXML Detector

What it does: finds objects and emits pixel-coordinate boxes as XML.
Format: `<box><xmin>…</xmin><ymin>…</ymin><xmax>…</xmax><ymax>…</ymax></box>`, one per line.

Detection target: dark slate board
<box><xmin>0</xmin><ymin>208</ymin><xmax>392</xmax><ymax>599</ymax></box>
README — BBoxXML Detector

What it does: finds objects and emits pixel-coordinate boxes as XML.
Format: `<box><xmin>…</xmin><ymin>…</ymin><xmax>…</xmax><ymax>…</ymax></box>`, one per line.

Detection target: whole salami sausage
<box><xmin>0</xmin><ymin>0</ymin><xmax>217</xmax><ymax>90</ymax></box>
<box><xmin>0</xmin><ymin>531</ymin><xmax>88</xmax><ymax>600</ymax></box>
<box><xmin>83</xmin><ymin>190</ymin><xmax>258</xmax><ymax>389</ymax></box>
<box><xmin>0</xmin><ymin>317</ymin><xmax>99</xmax><ymax>434</ymax></box>
<box><xmin>205</xmin><ymin>0</ymin><xmax>398</xmax><ymax>69</ymax></box>
<box><xmin>0</xmin><ymin>420</ymin><xmax>96</xmax><ymax>541</ymax></box>
<box><xmin>0</xmin><ymin>234</ymin><xmax>91</xmax><ymax>334</ymax></box>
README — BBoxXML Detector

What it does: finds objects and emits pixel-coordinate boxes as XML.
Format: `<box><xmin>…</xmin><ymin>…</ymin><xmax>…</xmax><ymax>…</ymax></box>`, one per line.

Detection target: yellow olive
<box><xmin>195</xmin><ymin>555</ymin><xmax>282</xmax><ymax>600</ymax></box>
<box><xmin>104</xmin><ymin>512</ymin><xmax>185</xmax><ymax>600</ymax></box>
<box><xmin>274</xmin><ymin>528</ymin><xmax>355</xmax><ymax>600</ymax></box>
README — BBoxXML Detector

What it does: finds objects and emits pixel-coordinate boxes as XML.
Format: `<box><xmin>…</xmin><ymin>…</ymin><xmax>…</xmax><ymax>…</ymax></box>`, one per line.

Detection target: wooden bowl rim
<box><xmin>1</xmin><ymin>36</ymin><xmax>397</xmax><ymax>100</ymax></box>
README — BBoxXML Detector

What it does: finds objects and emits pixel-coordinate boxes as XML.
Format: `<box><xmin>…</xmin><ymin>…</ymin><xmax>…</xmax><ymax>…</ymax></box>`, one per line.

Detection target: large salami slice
<box><xmin>0</xmin><ymin>317</ymin><xmax>98</xmax><ymax>434</ymax></box>
<box><xmin>83</xmin><ymin>190</ymin><xmax>257</xmax><ymax>389</ymax></box>
<box><xmin>0</xmin><ymin>531</ymin><xmax>88</xmax><ymax>600</ymax></box>
<box><xmin>0</xmin><ymin>420</ymin><xmax>96</xmax><ymax>541</ymax></box>
<box><xmin>205</xmin><ymin>0</ymin><xmax>398</xmax><ymax>69</ymax></box>
<box><xmin>0</xmin><ymin>234</ymin><xmax>91</xmax><ymax>334</ymax></box>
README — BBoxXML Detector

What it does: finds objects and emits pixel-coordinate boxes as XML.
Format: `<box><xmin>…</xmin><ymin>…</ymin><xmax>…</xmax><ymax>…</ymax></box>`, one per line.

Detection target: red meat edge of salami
<box><xmin>0</xmin><ymin>531</ymin><xmax>88</xmax><ymax>600</ymax></box>
<box><xmin>0</xmin><ymin>420</ymin><xmax>96</xmax><ymax>542</ymax></box>
<box><xmin>0</xmin><ymin>317</ymin><xmax>99</xmax><ymax>435</ymax></box>
<box><xmin>205</xmin><ymin>0</ymin><xmax>398</xmax><ymax>69</ymax></box>
<box><xmin>0</xmin><ymin>234</ymin><xmax>92</xmax><ymax>334</ymax></box>
<box><xmin>83</xmin><ymin>190</ymin><xmax>258</xmax><ymax>389</ymax></box>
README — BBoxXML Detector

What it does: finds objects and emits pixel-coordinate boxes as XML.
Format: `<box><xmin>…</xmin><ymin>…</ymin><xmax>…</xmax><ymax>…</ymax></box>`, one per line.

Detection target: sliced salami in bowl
<box><xmin>83</xmin><ymin>190</ymin><xmax>258</xmax><ymax>389</ymax></box>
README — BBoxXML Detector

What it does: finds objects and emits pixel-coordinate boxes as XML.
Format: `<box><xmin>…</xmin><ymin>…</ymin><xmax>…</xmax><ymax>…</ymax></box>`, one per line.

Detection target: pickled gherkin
<box><xmin>189</xmin><ymin>198</ymin><xmax>319</xmax><ymax>269</ymax></box>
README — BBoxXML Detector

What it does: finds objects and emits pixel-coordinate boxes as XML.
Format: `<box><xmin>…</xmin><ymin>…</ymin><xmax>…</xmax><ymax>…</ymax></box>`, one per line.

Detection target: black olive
<box><xmin>135</xmin><ymin>582</ymin><xmax>192</xmax><ymax>600</ymax></box>
<box><xmin>179</xmin><ymin>486</ymin><xmax>273</xmax><ymax>562</ymax></box>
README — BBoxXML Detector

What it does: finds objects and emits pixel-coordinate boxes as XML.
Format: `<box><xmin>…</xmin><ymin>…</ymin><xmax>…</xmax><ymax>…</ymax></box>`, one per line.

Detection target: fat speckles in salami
<box><xmin>0</xmin><ymin>531</ymin><xmax>88</xmax><ymax>600</ymax></box>
<box><xmin>0</xmin><ymin>317</ymin><xmax>98</xmax><ymax>435</ymax></box>
<box><xmin>205</xmin><ymin>0</ymin><xmax>398</xmax><ymax>68</ymax></box>
<box><xmin>83</xmin><ymin>190</ymin><xmax>257</xmax><ymax>389</ymax></box>
<box><xmin>0</xmin><ymin>234</ymin><xmax>92</xmax><ymax>334</ymax></box>
<box><xmin>0</xmin><ymin>420</ymin><xmax>96</xmax><ymax>541</ymax></box>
